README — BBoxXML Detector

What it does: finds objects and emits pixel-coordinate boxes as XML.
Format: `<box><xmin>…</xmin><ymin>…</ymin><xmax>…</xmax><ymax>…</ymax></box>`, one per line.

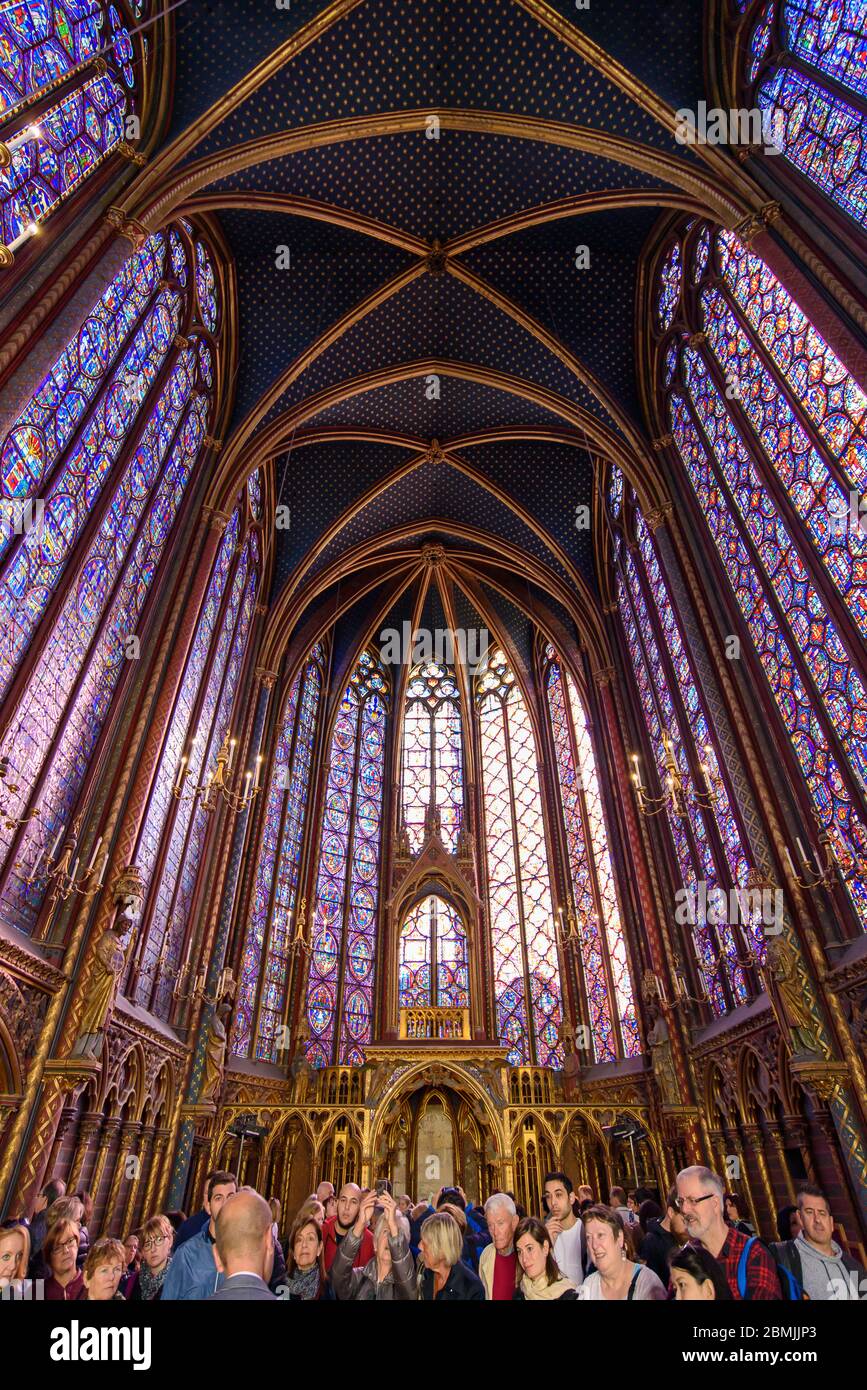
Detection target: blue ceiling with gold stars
<box><xmin>166</xmin><ymin>0</ymin><xmax>715</xmax><ymax>685</ymax></box>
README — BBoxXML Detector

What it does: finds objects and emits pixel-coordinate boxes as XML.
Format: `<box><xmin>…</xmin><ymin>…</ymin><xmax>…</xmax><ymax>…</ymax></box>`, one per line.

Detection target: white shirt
<box><xmin>552</xmin><ymin>1218</ymin><xmax>585</xmax><ymax>1286</ymax></box>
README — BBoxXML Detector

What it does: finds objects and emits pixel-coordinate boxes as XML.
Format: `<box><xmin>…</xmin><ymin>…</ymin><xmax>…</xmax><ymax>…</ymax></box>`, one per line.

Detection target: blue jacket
<box><xmin>172</xmin><ymin>1208</ymin><xmax>209</xmax><ymax>1250</ymax></box>
<box><xmin>161</xmin><ymin>1223</ymin><xmax>223</xmax><ymax>1301</ymax></box>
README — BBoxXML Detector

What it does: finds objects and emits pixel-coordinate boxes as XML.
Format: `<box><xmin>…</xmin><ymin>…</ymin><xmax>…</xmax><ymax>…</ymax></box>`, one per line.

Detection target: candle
<box><xmin>50</xmin><ymin>825</ymin><xmax>64</xmax><ymax>859</ymax></box>
<box><xmin>96</xmin><ymin>855</ymin><xmax>106</xmax><ymax>888</ymax></box>
<box><xmin>87</xmin><ymin>835</ymin><xmax>102</xmax><ymax>871</ymax></box>
<box><xmin>796</xmin><ymin>837</ymin><xmax>809</xmax><ymax>866</ymax></box>
<box><xmin>174</xmin><ymin>754</ymin><xmax>187</xmax><ymax>794</ymax></box>
<box><xmin>30</xmin><ymin>848</ymin><xmax>44</xmax><ymax>879</ymax></box>
<box><xmin>253</xmin><ymin>754</ymin><xmax>263</xmax><ymax>790</ymax></box>
<box><xmin>227</xmin><ymin>738</ymin><xmax>236</xmax><ymax>771</ymax></box>
<box><xmin>68</xmin><ymin>855</ymin><xmax>79</xmax><ymax>882</ymax></box>
<box><xmin>783</xmin><ymin>845</ymin><xmax>798</xmax><ymax>878</ymax></box>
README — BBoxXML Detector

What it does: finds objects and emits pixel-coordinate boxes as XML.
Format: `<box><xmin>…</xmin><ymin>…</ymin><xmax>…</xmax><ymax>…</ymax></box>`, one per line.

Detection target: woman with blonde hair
<box><xmin>43</xmin><ymin>1219</ymin><xmax>84</xmax><ymax>1301</ymax></box>
<box><xmin>512</xmin><ymin>1217</ymin><xmax>578</xmax><ymax>1300</ymax></box>
<box><xmin>125</xmin><ymin>1215</ymin><xmax>174</xmax><ymax>1301</ymax></box>
<box><xmin>0</xmin><ymin>1223</ymin><xmax>31</xmax><ymax>1293</ymax></box>
<box><xmin>418</xmin><ymin>1210</ymin><xmax>485</xmax><ymax>1300</ymax></box>
<box><xmin>77</xmin><ymin>1237</ymin><xmax>126</xmax><ymax>1301</ymax></box>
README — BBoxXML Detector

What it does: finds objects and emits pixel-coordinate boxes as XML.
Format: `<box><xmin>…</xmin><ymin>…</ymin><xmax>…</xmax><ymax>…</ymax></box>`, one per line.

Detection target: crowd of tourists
<box><xmin>1</xmin><ymin>1166</ymin><xmax>863</xmax><ymax>1301</ymax></box>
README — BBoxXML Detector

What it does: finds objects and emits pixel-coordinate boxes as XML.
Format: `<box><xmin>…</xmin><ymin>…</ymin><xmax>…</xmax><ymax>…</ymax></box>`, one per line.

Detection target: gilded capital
<box><xmin>255</xmin><ymin>667</ymin><xmax>279</xmax><ymax>690</ymax></box>
<box><xmin>104</xmin><ymin>207</ymin><xmax>151</xmax><ymax>248</ymax></box>
<box><xmin>644</xmin><ymin>502</ymin><xmax>674</xmax><ymax>531</ymax></box>
<box><xmin>651</xmin><ymin>434</ymin><xmax>673</xmax><ymax>452</ymax></box>
<box><xmin>203</xmin><ymin>506</ymin><xmax>231</xmax><ymax>534</ymax></box>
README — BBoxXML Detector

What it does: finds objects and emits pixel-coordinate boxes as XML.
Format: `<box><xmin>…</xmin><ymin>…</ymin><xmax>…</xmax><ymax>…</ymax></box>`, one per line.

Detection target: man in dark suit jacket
<box><xmin>209</xmin><ymin>1189</ymin><xmax>277</xmax><ymax>1301</ymax></box>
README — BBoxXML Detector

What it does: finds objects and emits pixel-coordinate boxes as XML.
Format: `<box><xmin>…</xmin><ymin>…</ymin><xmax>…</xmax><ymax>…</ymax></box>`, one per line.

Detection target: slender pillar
<box><xmin>66</xmin><ymin>1112</ymin><xmax>102</xmax><ymax>1194</ymax></box>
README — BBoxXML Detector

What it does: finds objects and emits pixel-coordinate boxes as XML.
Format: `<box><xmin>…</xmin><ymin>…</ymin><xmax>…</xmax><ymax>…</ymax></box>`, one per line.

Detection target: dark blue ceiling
<box><xmin>306</xmin><ymin>375</ymin><xmax>570</xmax><ymax>436</ymax></box>
<box><xmin>162</xmin><ymin>0</ymin><xmax>715</xmax><ymax>642</ymax></box>
<box><xmin>256</xmin><ymin>271</ymin><xmax>616</xmax><ymax>436</ymax></box>
<box><xmin>187</xmin><ymin>0</ymin><xmax>687</xmax><ymax>163</ymax></box>
<box><xmin>303</xmin><ymin>459</ymin><xmax>576</xmax><ymax>585</ymax></box>
<box><xmin>206</xmin><ymin>134</ymin><xmax>671</xmax><ymax>243</ymax></box>
<box><xmin>462</xmin><ymin>205</ymin><xmax>661</xmax><ymax>424</ymax></box>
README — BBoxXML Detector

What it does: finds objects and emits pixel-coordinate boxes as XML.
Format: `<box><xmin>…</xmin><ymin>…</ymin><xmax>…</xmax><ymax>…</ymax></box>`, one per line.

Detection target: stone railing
<box><xmin>399</xmin><ymin>1006</ymin><xmax>470</xmax><ymax>1041</ymax></box>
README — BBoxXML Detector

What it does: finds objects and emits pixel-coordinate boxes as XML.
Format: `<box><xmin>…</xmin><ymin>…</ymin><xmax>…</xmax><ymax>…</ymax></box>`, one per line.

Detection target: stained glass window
<box><xmin>544</xmin><ymin>649</ymin><xmax>640</xmax><ymax>1060</ymax></box>
<box><xmin>734</xmin><ymin>0</ymin><xmax>867</xmax><ymax>226</ymax></box>
<box><xmin>0</xmin><ymin>222</ymin><xmax>221</xmax><ymax>935</ymax></box>
<box><xmin>400</xmin><ymin>661</ymin><xmax>464</xmax><ymax>854</ymax></box>
<box><xmin>306</xmin><ymin>649</ymin><xmax>389</xmax><ymax>1067</ymax></box>
<box><xmin>654</xmin><ymin>219</ymin><xmax>867</xmax><ymax>933</ymax></box>
<box><xmin>0</xmin><ymin>2</ymin><xmax>145</xmax><ymax>249</ymax></box>
<box><xmin>398</xmin><ymin>895</ymin><xmax>469</xmax><ymax>1008</ymax></box>
<box><xmin>476</xmin><ymin>646</ymin><xmax>562</xmax><ymax>1066</ymax></box>
<box><xmin>131</xmin><ymin>515</ymin><xmax>261</xmax><ymax>1020</ymax></box>
<box><xmin>231</xmin><ymin>642</ymin><xmax>325</xmax><ymax>1062</ymax></box>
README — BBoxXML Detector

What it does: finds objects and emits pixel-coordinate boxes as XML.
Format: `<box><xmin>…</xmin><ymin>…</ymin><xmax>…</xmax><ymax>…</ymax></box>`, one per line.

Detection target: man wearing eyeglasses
<box><xmin>676</xmin><ymin>1166</ymin><xmax>779</xmax><ymax>1300</ymax></box>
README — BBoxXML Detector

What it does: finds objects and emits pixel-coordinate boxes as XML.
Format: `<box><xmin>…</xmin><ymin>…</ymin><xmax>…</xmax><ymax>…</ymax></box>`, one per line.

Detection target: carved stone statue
<box><xmin>557</xmin><ymin>1016</ymin><xmax>581</xmax><ymax>1098</ymax></box>
<box><xmin>290</xmin><ymin>1015</ymin><xmax>313</xmax><ymax>1101</ymax></box>
<box><xmin>646</xmin><ymin>999</ymin><xmax>680</xmax><ymax>1106</ymax></box>
<box><xmin>762</xmin><ymin>937</ymin><xmax>822</xmax><ymax>1056</ymax></box>
<box><xmin>200</xmin><ymin>1000</ymin><xmax>231</xmax><ymax>1102</ymax></box>
<box><xmin>71</xmin><ymin>865</ymin><xmax>143</xmax><ymax>1060</ymax></box>
<box><xmin>71</xmin><ymin>928</ymin><xmax>128</xmax><ymax>1058</ymax></box>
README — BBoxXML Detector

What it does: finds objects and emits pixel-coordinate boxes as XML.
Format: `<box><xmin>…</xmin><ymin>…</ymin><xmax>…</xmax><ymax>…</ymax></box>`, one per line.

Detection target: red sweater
<box><xmin>322</xmin><ymin>1218</ymin><xmax>374</xmax><ymax>1273</ymax></box>
<box><xmin>492</xmin><ymin>1250</ymin><xmax>518</xmax><ymax>1301</ymax></box>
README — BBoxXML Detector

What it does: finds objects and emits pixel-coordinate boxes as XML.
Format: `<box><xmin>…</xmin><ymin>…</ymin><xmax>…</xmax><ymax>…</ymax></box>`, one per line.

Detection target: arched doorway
<box><xmin>414</xmin><ymin>1092</ymin><xmax>456</xmax><ymax>1201</ymax></box>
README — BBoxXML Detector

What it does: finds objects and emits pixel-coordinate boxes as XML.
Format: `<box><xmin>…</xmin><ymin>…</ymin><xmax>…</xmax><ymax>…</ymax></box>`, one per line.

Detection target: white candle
<box><xmin>68</xmin><ymin>855</ymin><xmax>79</xmax><ymax>882</ymax></box>
<box><xmin>227</xmin><ymin>738</ymin><xmax>236</xmax><ymax>771</ymax></box>
<box><xmin>50</xmin><ymin>825</ymin><xmax>64</xmax><ymax>858</ymax></box>
<box><xmin>87</xmin><ymin>835</ymin><xmax>102</xmax><ymax>871</ymax></box>
<box><xmin>30</xmin><ymin>848</ymin><xmax>44</xmax><ymax>878</ymax></box>
<box><xmin>253</xmin><ymin>754</ymin><xmax>263</xmax><ymax>790</ymax></box>
<box><xmin>796</xmin><ymin>837</ymin><xmax>809</xmax><ymax>866</ymax></box>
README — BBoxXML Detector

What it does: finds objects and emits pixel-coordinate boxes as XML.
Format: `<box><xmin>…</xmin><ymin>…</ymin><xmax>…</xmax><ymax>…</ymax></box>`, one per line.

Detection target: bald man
<box><xmin>209</xmin><ymin>1189</ymin><xmax>277</xmax><ymax>1300</ymax></box>
<box><xmin>322</xmin><ymin>1182</ymin><xmax>374</xmax><ymax>1273</ymax></box>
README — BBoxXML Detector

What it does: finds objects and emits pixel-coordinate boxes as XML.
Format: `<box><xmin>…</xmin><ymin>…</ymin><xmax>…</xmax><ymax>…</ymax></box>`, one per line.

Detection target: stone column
<box><xmin>47</xmin><ymin>1104</ymin><xmax>78</xmax><ymax>1181</ymax></box>
<box><xmin>144</xmin><ymin>1129</ymin><xmax>171</xmax><ymax>1218</ymax></box>
<box><xmin>767</xmin><ymin>1126</ymin><xmax>797</xmax><ymax>1204</ymax></box>
<box><xmin>102</xmin><ymin>1120</ymin><xmax>139</xmax><ymax>1235</ymax></box>
<box><xmin>122</xmin><ymin>1124</ymin><xmax>152</xmax><ymax>1235</ymax></box>
<box><xmin>66</xmin><ymin>1112</ymin><xmax>103</xmax><ymax>1193</ymax></box>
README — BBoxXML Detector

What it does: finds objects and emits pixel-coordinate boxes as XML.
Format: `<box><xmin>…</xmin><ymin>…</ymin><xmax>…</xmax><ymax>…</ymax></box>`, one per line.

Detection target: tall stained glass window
<box><xmin>0</xmin><ymin>221</ymin><xmax>221</xmax><ymax>934</ymax></box>
<box><xmin>400</xmin><ymin>661</ymin><xmax>464</xmax><ymax>854</ymax></box>
<box><xmin>653</xmin><ymin>221</ymin><xmax>867</xmax><ymax>934</ymax></box>
<box><xmin>734</xmin><ymin>0</ymin><xmax>867</xmax><ymax>226</ymax></box>
<box><xmin>306</xmin><ymin>649</ymin><xmax>389</xmax><ymax>1067</ymax></box>
<box><xmin>544</xmin><ymin>647</ymin><xmax>640</xmax><ymax>1059</ymax></box>
<box><xmin>130</xmin><ymin>493</ymin><xmax>260</xmax><ymax>1022</ymax></box>
<box><xmin>0</xmin><ymin>2</ymin><xmax>147</xmax><ymax>253</ymax></box>
<box><xmin>231</xmin><ymin>641</ymin><xmax>325</xmax><ymax>1062</ymax></box>
<box><xmin>476</xmin><ymin>646</ymin><xmax>562</xmax><ymax>1066</ymax></box>
<box><xmin>398</xmin><ymin>895</ymin><xmax>469</xmax><ymax>1008</ymax></box>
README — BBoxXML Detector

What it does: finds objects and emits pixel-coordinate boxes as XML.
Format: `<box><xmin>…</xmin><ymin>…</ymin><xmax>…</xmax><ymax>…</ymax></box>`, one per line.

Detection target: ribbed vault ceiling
<box><xmin>134</xmin><ymin>0</ymin><xmax>757</xmax><ymax>691</ymax></box>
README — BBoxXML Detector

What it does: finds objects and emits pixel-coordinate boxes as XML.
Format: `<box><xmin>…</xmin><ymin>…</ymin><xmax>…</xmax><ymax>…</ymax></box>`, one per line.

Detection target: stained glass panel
<box><xmin>398</xmin><ymin>895</ymin><xmax>468</xmax><ymax>1008</ymax></box>
<box><xmin>477</xmin><ymin>649</ymin><xmax>562</xmax><ymax>1065</ymax></box>
<box><xmin>306</xmin><ymin>651</ymin><xmax>388</xmax><ymax>1067</ymax></box>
